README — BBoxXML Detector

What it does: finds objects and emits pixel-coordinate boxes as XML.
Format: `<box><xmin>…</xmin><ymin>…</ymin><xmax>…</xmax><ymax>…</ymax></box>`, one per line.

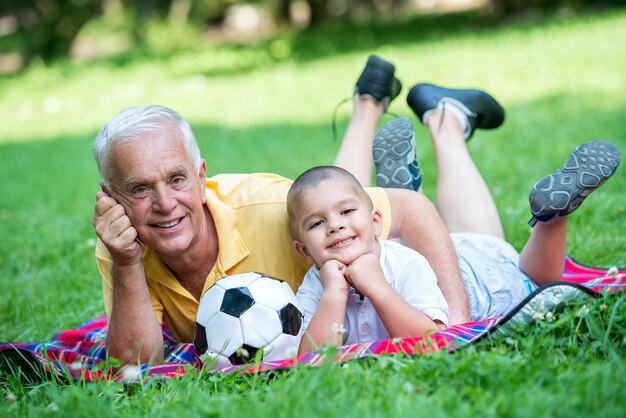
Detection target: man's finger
<box><xmin>94</xmin><ymin>196</ymin><xmax>116</xmax><ymax>216</ymax></box>
<box><xmin>117</xmin><ymin>226</ymin><xmax>139</xmax><ymax>247</ymax></box>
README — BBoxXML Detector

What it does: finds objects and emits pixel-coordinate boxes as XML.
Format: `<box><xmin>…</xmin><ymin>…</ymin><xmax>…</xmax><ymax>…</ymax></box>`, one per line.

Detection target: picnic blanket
<box><xmin>1</xmin><ymin>256</ymin><xmax>624</xmax><ymax>383</ymax></box>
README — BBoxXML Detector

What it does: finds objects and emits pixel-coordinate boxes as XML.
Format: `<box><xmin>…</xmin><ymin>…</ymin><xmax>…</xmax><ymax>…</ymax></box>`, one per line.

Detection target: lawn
<box><xmin>1</xmin><ymin>7</ymin><xmax>626</xmax><ymax>417</ymax></box>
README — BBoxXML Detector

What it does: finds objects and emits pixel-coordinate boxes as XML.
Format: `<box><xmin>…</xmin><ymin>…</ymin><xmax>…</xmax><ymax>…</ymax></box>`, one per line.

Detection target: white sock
<box><xmin>422</xmin><ymin>98</ymin><xmax>474</xmax><ymax>139</ymax></box>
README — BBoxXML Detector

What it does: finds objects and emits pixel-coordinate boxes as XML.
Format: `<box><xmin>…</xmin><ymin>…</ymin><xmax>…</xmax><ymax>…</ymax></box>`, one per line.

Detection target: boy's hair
<box><xmin>287</xmin><ymin>166</ymin><xmax>373</xmax><ymax>239</ymax></box>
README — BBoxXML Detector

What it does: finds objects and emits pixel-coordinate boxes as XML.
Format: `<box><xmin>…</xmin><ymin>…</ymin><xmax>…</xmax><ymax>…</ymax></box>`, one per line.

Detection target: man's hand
<box><xmin>93</xmin><ymin>189</ymin><xmax>143</xmax><ymax>266</ymax></box>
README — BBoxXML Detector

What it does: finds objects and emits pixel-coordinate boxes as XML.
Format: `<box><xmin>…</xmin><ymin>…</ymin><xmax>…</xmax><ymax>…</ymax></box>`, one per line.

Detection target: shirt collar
<box><xmin>203</xmin><ymin>178</ymin><xmax>250</xmax><ymax>272</ymax></box>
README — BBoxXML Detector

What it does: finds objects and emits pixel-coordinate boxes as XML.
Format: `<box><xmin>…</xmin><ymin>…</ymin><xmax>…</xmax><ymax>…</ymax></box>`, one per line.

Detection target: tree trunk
<box><xmin>308</xmin><ymin>0</ymin><xmax>329</xmax><ymax>26</ymax></box>
<box><xmin>168</xmin><ymin>0</ymin><xmax>193</xmax><ymax>24</ymax></box>
<box><xmin>269</xmin><ymin>0</ymin><xmax>292</xmax><ymax>27</ymax></box>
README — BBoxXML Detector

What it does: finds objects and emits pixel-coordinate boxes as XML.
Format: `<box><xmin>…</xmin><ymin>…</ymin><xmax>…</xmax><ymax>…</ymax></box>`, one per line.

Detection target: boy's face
<box><xmin>292</xmin><ymin>179</ymin><xmax>382</xmax><ymax>268</ymax></box>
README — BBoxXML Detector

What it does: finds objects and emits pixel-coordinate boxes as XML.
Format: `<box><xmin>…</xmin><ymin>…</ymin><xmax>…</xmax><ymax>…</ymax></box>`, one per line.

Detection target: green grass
<box><xmin>1</xmin><ymin>7</ymin><xmax>626</xmax><ymax>417</ymax></box>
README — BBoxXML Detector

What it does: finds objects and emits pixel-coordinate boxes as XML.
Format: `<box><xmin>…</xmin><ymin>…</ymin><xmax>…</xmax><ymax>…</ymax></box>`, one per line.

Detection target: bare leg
<box><xmin>427</xmin><ymin>108</ymin><xmax>505</xmax><ymax>238</ymax></box>
<box><xmin>519</xmin><ymin>219</ymin><xmax>567</xmax><ymax>286</ymax></box>
<box><xmin>333</xmin><ymin>95</ymin><xmax>385</xmax><ymax>186</ymax></box>
<box><xmin>520</xmin><ymin>139</ymin><xmax>621</xmax><ymax>285</ymax></box>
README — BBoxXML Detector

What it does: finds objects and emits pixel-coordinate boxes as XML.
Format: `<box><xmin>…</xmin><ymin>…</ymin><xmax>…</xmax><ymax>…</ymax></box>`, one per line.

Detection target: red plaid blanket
<box><xmin>1</xmin><ymin>257</ymin><xmax>624</xmax><ymax>382</ymax></box>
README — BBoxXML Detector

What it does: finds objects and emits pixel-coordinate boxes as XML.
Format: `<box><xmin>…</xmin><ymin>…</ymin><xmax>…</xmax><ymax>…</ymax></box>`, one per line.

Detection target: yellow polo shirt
<box><xmin>97</xmin><ymin>173</ymin><xmax>392</xmax><ymax>342</ymax></box>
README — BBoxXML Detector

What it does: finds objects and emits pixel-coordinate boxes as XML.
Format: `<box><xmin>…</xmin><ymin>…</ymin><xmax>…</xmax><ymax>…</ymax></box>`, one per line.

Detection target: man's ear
<box><xmin>99</xmin><ymin>181</ymin><xmax>111</xmax><ymax>196</ymax></box>
<box><xmin>199</xmin><ymin>160</ymin><xmax>207</xmax><ymax>204</ymax></box>
<box><xmin>372</xmin><ymin>209</ymin><xmax>383</xmax><ymax>238</ymax></box>
<box><xmin>293</xmin><ymin>240</ymin><xmax>315</xmax><ymax>265</ymax></box>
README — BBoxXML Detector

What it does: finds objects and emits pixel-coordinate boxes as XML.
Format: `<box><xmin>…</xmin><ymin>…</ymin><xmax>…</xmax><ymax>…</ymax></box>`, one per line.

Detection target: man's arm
<box><xmin>93</xmin><ymin>191</ymin><xmax>164</xmax><ymax>364</ymax></box>
<box><xmin>384</xmin><ymin>188</ymin><xmax>471</xmax><ymax>325</ymax></box>
<box><xmin>107</xmin><ymin>263</ymin><xmax>164</xmax><ymax>364</ymax></box>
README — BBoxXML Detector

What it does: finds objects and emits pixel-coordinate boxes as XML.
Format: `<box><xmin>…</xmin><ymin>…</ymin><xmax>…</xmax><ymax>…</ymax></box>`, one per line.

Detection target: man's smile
<box><xmin>151</xmin><ymin>216</ymin><xmax>184</xmax><ymax>228</ymax></box>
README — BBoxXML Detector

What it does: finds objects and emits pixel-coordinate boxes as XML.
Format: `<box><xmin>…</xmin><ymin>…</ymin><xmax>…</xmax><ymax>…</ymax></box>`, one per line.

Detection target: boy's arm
<box><xmin>298</xmin><ymin>261</ymin><xmax>350</xmax><ymax>355</ymax></box>
<box><xmin>298</xmin><ymin>289</ymin><xmax>349</xmax><ymax>355</ymax></box>
<box><xmin>347</xmin><ymin>253</ymin><xmax>445</xmax><ymax>338</ymax></box>
<box><xmin>384</xmin><ymin>188</ymin><xmax>470</xmax><ymax>325</ymax></box>
<box><xmin>368</xmin><ymin>285</ymin><xmax>446</xmax><ymax>337</ymax></box>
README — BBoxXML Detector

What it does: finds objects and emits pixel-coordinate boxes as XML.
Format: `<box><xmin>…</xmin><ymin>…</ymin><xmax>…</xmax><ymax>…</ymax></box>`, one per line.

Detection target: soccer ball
<box><xmin>194</xmin><ymin>272</ymin><xmax>304</xmax><ymax>369</ymax></box>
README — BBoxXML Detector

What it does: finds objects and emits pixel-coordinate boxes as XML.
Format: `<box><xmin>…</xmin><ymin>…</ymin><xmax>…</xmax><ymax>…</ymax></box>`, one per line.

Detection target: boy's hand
<box><xmin>345</xmin><ymin>253</ymin><xmax>387</xmax><ymax>297</ymax></box>
<box><xmin>93</xmin><ymin>188</ymin><xmax>143</xmax><ymax>267</ymax></box>
<box><xmin>319</xmin><ymin>259</ymin><xmax>349</xmax><ymax>295</ymax></box>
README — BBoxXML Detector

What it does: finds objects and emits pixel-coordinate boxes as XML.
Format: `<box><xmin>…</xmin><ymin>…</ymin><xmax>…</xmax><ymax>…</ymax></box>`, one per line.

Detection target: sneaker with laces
<box><xmin>373</xmin><ymin>117</ymin><xmax>422</xmax><ymax>191</ymax></box>
<box><xmin>406</xmin><ymin>83</ymin><xmax>504</xmax><ymax>140</ymax></box>
<box><xmin>355</xmin><ymin>55</ymin><xmax>403</xmax><ymax>110</ymax></box>
<box><xmin>528</xmin><ymin>140</ymin><xmax>621</xmax><ymax>226</ymax></box>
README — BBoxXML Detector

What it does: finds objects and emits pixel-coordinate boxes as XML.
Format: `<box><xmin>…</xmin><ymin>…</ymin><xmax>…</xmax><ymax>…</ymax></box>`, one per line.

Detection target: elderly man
<box><xmin>92</xmin><ymin>60</ymin><xmax>470</xmax><ymax>364</ymax></box>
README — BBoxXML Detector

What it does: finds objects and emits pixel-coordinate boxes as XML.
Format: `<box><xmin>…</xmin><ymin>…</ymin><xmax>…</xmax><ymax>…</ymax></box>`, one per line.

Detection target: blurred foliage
<box><xmin>488</xmin><ymin>0</ymin><xmax>626</xmax><ymax>15</ymax></box>
<box><xmin>0</xmin><ymin>0</ymin><xmax>99</xmax><ymax>64</ymax></box>
<box><xmin>0</xmin><ymin>0</ymin><xmax>625</xmax><ymax>68</ymax></box>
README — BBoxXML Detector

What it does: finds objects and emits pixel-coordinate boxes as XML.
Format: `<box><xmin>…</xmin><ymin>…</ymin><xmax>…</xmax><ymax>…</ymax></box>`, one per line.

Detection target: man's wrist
<box><xmin>111</xmin><ymin>262</ymin><xmax>146</xmax><ymax>286</ymax></box>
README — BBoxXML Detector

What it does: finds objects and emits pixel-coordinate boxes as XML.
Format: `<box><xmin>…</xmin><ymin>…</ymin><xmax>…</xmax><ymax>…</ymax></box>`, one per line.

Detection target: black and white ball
<box><xmin>194</xmin><ymin>272</ymin><xmax>304</xmax><ymax>369</ymax></box>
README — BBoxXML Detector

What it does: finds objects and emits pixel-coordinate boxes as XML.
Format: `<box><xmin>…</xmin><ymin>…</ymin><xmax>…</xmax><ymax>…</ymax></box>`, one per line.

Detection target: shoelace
<box><xmin>331</xmin><ymin>97</ymin><xmax>401</xmax><ymax>142</ymax></box>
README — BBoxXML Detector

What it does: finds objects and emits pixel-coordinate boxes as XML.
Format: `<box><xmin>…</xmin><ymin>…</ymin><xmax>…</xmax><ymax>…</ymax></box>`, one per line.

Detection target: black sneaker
<box><xmin>406</xmin><ymin>83</ymin><xmax>505</xmax><ymax>140</ymax></box>
<box><xmin>355</xmin><ymin>55</ymin><xmax>402</xmax><ymax>110</ymax></box>
<box><xmin>528</xmin><ymin>140</ymin><xmax>621</xmax><ymax>226</ymax></box>
<box><xmin>373</xmin><ymin>117</ymin><xmax>422</xmax><ymax>191</ymax></box>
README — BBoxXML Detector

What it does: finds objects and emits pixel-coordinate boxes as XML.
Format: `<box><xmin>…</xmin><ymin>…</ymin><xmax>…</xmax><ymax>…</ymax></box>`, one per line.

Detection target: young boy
<box><xmin>287</xmin><ymin>166</ymin><xmax>449</xmax><ymax>355</ymax></box>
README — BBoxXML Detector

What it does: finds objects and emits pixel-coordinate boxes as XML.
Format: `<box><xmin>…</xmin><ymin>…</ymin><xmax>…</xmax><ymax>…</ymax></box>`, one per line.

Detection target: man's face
<box><xmin>107</xmin><ymin>125</ymin><xmax>207</xmax><ymax>259</ymax></box>
<box><xmin>293</xmin><ymin>180</ymin><xmax>382</xmax><ymax>268</ymax></box>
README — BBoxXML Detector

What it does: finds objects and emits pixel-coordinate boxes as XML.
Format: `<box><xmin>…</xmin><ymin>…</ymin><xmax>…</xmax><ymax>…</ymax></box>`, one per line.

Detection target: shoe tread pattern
<box><xmin>529</xmin><ymin>140</ymin><xmax>621</xmax><ymax>223</ymax></box>
<box><xmin>373</xmin><ymin>117</ymin><xmax>422</xmax><ymax>190</ymax></box>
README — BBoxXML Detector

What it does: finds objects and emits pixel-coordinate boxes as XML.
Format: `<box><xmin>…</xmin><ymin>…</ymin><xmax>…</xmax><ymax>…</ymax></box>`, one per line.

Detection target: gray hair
<box><xmin>93</xmin><ymin>105</ymin><xmax>202</xmax><ymax>187</ymax></box>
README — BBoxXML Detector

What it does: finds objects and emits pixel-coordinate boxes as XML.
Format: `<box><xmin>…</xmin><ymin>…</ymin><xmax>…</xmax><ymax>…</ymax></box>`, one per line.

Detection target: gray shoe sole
<box><xmin>373</xmin><ymin>117</ymin><xmax>422</xmax><ymax>190</ymax></box>
<box><xmin>529</xmin><ymin>140</ymin><xmax>621</xmax><ymax>226</ymax></box>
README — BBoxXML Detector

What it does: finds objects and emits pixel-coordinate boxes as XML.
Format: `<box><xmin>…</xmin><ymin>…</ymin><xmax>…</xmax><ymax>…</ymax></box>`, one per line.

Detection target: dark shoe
<box><xmin>373</xmin><ymin>117</ymin><xmax>422</xmax><ymax>191</ymax></box>
<box><xmin>406</xmin><ymin>83</ymin><xmax>505</xmax><ymax>139</ymax></box>
<box><xmin>528</xmin><ymin>140</ymin><xmax>621</xmax><ymax>226</ymax></box>
<box><xmin>355</xmin><ymin>55</ymin><xmax>402</xmax><ymax>110</ymax></box>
